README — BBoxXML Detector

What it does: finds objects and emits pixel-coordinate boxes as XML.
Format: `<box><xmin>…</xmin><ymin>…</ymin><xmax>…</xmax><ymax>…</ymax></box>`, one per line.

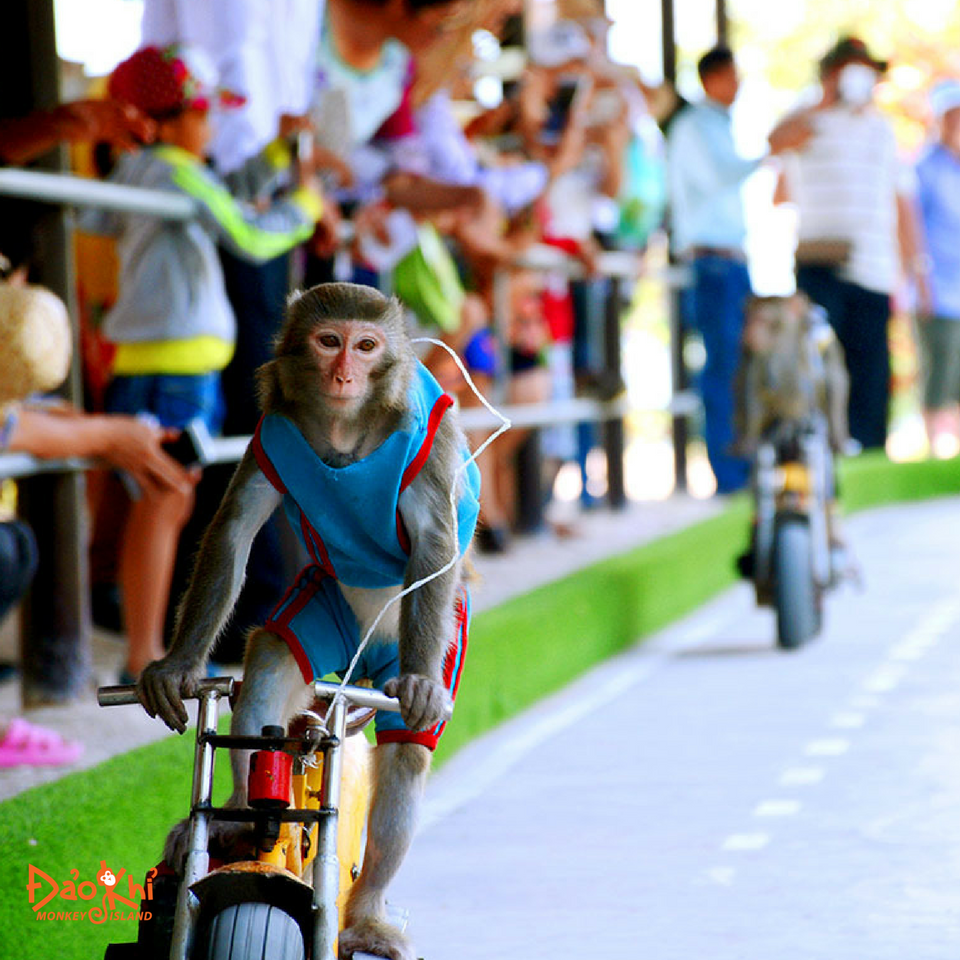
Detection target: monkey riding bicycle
<box><xmin>735</xmin><ymin>294</ymin><xmax>855</xmax><ymax>650</ymax></box>
<box><xmin>98</xmin><ymin>676</ymin><xmax>438</xmax><ymax>960</ymax></box>
<box><xmin>103</xmin><ymin>284</ymin><xmax>485</xmax><ymax>960</ymax></box>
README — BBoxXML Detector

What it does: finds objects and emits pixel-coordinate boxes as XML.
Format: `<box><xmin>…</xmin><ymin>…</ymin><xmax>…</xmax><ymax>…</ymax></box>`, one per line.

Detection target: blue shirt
<box><xmin>666</xmin><ymin>100</ymin><xmax>760</xmax><ymax>254</ymax></box>
<box><xmin>254</xmin><ymin>362</ymin><xmax>480</xmax><ymax>589</ymax></box>
<box><xmin>916</xmin><ymin>143</ymin><xmax>960</xmax><ymax>320</ymax></box>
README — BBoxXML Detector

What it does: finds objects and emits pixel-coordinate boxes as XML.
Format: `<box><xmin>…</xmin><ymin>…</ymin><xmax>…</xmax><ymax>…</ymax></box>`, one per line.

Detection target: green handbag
<box><xmin>392</xmin><ymin>222</ymin><xmax>465</xmax><ymax>333</ymax></box>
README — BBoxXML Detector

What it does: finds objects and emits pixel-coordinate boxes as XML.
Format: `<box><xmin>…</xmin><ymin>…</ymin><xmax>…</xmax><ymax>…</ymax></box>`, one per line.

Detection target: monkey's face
<box><xmin>311</xmin><ymin>320</ymin><xmax>389</xmax><ymax>407</ymax></box>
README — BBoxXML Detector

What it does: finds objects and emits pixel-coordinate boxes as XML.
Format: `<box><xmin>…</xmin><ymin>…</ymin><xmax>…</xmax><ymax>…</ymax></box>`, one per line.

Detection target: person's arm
<box><xmin>668</xmin><ymin>113</ymin><xmax>759</xmax><ymax>200</ymax></box>
<box><xmin>7</xmin><ymin>407</ymin><xmax>191</xmax><ymax>497</ymax></box>
<box><xmin>163</xmin><ymin>152</ymin><xmax>322</xmax><ymax>263</ymax></box>
<box><xmin>0</xmin><ymin>101</ymin><xmax>154</xmax><ymax>166</ymax></box>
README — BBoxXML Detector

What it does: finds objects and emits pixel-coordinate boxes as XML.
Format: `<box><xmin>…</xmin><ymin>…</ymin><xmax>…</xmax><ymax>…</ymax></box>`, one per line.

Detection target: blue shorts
<box><xmin>105</xmin><ymin>372</ymin><xmax>225</xmax><ymax>433</ymax></box>
<box><xmin>265</xmin><ymin>566</ymin><xmax>469</xmax><ymax>750</ymax></box>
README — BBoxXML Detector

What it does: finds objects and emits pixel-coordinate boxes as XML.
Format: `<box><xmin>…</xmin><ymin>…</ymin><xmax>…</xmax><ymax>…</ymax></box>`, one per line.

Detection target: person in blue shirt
<box><xmin>667</xmin><ymin>46</ymin><xmax>807</xmax><ymax>493</ymax></box>
<box><xmin>915</xmin><ymin>80</ymin><xmax>960</xmax><ymax>456</ymax></box>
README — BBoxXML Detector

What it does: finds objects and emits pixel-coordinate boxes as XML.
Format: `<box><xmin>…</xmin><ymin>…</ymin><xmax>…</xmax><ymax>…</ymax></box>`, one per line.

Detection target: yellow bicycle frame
<box><xmin>257</xmin><ymin>733</ymin><xmax>372</xmax><ymax>923</ymax></box>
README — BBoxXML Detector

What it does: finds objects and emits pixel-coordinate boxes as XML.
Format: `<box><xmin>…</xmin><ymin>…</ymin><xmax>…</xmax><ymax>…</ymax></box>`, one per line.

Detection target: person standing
<box><xmin>140</xmin><ymin>0</ymin><xmax>327</xmax><ymax>662</ymax></box>
<box><xmin>914</xmin><ymin>80</ymin><xmax>960</xmax><ymax>457</ymax></box>
<box><xmin>667</xmin><ymin>46</ymin><xmax>805</xmax><ymax>493</ymax></box>
<box><xmin>775</xmin><ymin>37</ymin><xmax>921</xmax><ymax>451</ymax></box>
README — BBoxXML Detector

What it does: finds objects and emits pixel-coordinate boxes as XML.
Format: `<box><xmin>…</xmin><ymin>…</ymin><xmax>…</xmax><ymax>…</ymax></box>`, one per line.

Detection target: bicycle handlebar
<box><xmin>96</xmin><ymin>677</ymin><xmax>417</xmax><ymax>717</ymax></box>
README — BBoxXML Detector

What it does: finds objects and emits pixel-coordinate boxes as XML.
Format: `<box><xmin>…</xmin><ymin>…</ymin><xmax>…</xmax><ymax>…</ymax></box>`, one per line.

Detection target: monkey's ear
<box><xmin>255</xmin><ymin>360</ymin><xmax>283</xmax><ymax>413</ymax></box>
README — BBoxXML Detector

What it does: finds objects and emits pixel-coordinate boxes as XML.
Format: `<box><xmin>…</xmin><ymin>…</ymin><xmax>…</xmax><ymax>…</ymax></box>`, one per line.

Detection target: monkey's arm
<box><xmin>390</xmin><ymin>417</ymin><xmax>465</xmax><ymax>731</ymax></box>
<box><xmin>137</xmin><ymin>449</ymin><xmax>282</xmax><ymax>732</ymax></box>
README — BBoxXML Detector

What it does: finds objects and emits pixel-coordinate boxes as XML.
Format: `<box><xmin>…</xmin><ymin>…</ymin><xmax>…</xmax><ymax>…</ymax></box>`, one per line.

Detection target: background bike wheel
<box><xmin>203</xmin><ymin>902</ymin><xmax>304</xmax><ymax>960</ymax></box>
<box><xmin>773</xmin><ymin>519</ymin><xmax>821</xmax><ymax>650</ymax></box>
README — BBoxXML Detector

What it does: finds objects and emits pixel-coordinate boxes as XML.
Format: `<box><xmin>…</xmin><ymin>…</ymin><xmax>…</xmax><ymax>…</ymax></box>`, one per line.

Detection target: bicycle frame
<box><xmin>97</xmin><ymin>678</ymin><xmax>402</xmax><ymax>960</ymax></box>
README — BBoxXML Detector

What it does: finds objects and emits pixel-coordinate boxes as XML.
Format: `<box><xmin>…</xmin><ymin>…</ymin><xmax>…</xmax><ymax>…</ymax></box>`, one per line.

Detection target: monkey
<box><xmin>136</xmin><ymin>282</ymin><xmax>480</xmax><ymax>960</ymax></box>
<box><xmin>735</xmin><ymin>292</ymin><xmax>849</xmax><ymax>456</ymax></box>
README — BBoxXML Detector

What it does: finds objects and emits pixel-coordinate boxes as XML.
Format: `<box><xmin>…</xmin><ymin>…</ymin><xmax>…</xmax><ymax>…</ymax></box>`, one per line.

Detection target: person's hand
<box><xmin>353</xmin><ymin>202</ymin><xmax>392</xmax><ymax>249</ymax></box>
<box><xmin>768</xmin><ymin>114</ymin><xmax>814</xmax><ymax>155</ymax></box>
<box><xmin>97</xmin><ymin>416</ymin><xmax>195</xmax><ymax>498</ymax></box>
<box><xmin>278</xmin><ymin>113</ymin><xmax>313</xmax><ymax>140</ymax></box>
<box><xmin>309</xmin><ymin>198</ymin><xmax>343</xmax><ymax>259</ymax></box>
<box><xmin>53</xmin><ymin>99</ymin><xmax>155</xmax><ymax>151</ymax></box>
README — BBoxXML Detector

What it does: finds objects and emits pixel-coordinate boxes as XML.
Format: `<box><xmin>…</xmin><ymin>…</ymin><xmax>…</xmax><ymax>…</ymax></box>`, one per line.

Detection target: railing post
<box><xmin>668</xmin><ymin>265</ymin><xmax>689</xmax><ymax>493</ymax></box>
<box><xmin>602</xmin><ymin>277</ymin><xmax>626</xmax><ymax>509</ymax></box>
<box><xmin>7</xmin><ymin>0</ymin><xmax>91</xmax><ymax>705</ymax></box>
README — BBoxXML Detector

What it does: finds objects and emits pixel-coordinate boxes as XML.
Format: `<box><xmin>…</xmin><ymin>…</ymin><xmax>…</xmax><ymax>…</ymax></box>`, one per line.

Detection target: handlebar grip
<box><xmin>310</xmin><ymin>679</ymin><xmax>453</xmax><ymax>721</ymax></box>
<box><xmin>97</xmin><ymin>676</ymin><xmax>235</xmax><ymax>707</ymax></box>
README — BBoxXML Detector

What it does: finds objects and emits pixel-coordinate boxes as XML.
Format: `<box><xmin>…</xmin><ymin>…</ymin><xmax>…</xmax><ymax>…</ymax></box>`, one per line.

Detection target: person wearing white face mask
<box><xmin>771</xmin><ymin>37</ymin><xmax>923</xmax><ymax>451</ymax></box>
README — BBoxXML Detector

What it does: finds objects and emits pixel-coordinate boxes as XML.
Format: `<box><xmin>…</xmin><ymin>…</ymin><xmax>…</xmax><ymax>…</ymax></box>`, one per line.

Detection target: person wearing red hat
<box><xmin>78</xmin><ymin>44</ymin><xmax>323</xmax><ymax>683</ymax></box>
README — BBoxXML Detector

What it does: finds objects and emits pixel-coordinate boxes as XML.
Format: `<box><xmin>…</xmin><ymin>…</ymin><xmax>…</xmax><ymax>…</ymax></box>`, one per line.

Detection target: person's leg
<box><xmin>920</xmin><ymin>317</ymin><xmax>960</xmax><ymax>456</ymax></box>
<box><xmin>839</xmin><ymin>282</ymin><xmax>891</xmax><ymax>450</ymax></box>
<box><xmin>693</xmin><ymin>256</ymin><xmax>751</xmax><ymax>494</ymax></box>
<box><xmin>116</xmin><ymin>374</ymin><xmax>209</xmax><ymax>676</ymax></box>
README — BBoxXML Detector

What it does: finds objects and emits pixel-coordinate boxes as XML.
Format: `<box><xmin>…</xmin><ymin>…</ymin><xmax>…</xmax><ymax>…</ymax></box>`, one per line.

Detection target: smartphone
<box><xmin>161</xmin><ymin>418</ymin><xmax>211</xmax><ymax>468</ymax></box>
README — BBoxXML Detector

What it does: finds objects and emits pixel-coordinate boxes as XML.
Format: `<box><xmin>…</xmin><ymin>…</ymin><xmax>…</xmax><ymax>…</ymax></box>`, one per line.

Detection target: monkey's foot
<box><xmin>163</xmin><ymin>816</ymin><xmax>256</xmax><ymax>874</ymax></box>
<box><xmin>339</xmin><ymin>916</ymin><xmax>416</xmax><ymax>960</ymax></box>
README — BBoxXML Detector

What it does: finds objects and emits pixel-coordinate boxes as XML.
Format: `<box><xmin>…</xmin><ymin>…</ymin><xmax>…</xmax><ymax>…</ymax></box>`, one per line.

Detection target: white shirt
<box><xmin>666</xmin><ymin>100</ymin><xmax>760</xmax><ymax>254</ymax></box>
<box><xmin>785</xmin><ymin>105</ymin><xmax>904</xmax><ymax>294</ymax></box>
<box><xmin>141</xmin><ymin>0</ymin><xmax>324</xmax><ymax>174</ymax></box>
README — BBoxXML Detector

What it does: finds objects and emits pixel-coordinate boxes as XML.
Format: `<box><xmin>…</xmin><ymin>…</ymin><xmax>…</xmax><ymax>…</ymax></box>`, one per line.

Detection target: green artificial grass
<box><xmin>3</xmin><ymin>452</ymin><xmax>959</xmax><ymax>958</ymax></box>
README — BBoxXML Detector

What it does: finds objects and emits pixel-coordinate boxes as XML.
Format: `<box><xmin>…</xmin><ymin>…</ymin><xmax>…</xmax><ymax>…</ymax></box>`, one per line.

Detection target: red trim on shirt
<box><xmin>268</xmin><ymin>621</ymin><xmax>316</xmax><ymax>685</ymax></box>
<box><xmin>400</xmin><ymin>393</ymin><xmax>454</xmax><ymax>492</ymax></box>
<box><xmin>395</xmin><ymin>393</ymin><xmax>454</xmax><ymax>555</ymax></box>
<box><xmin>252</xmin><ymin>415</ymin><xmax>288</xmax><ymax>494</ymax></box>
<box><xmin>375</xmin><ymin>588</ymin><xmax>470</xmax><ymax>752</ymax></box>
<box><xmin>300</xmin><ymin>510</ymin><xmax>336</xmax><ymax>578</ymax></box>
<box><xmin>265</xmin><ymin>567</ymin><xmax>327</xmax><ymax>685</ymax></box>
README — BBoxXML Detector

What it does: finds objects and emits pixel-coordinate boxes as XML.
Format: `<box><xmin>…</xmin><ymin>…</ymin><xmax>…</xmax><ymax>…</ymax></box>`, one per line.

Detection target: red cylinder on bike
<box><xmin>248</xmin><ymin>726</ymin><xmax>292</xmax><ymax>809</ymax></box>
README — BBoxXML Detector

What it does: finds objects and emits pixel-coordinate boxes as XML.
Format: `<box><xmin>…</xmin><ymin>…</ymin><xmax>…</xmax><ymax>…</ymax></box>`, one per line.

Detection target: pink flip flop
<box><xmin>0</xmin><ymin>717</ymin><xmax>84</xmax><ymax>768</ymax></box>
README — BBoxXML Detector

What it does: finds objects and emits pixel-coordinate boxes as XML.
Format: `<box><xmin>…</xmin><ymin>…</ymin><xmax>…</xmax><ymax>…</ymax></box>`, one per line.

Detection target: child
<box><xmin>80</xmin><ymin>45</ymin><xmax>323</xmax><ymax>681</ymax></box>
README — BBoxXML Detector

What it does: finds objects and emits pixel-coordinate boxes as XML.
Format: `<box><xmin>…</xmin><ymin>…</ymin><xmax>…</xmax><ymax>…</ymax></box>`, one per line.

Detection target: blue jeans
<box><xmin>105</xmin><ymin>371</ymin><xmax>224</xmax><ymax>433</ymax></box>
<box><xmin>691</xmin><ymin>255</ymin><xmax>751</xmax><ymax>494</ymax></box>
<box><xmin>797</xmin><ymin>266</ymin><xmax>891</xmax><ymax>450</ymax></box>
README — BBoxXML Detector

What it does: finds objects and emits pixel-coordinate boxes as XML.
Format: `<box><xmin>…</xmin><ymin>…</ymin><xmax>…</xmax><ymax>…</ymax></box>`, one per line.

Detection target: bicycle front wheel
<box><xmin>202</xmin><ymin>902</ymin><xmax>304</xmax><ymax>960</ymax></box>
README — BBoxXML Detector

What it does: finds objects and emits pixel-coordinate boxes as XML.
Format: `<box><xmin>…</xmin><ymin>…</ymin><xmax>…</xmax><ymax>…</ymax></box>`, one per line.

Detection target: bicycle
<box><xmin>98</xmin><ymin>677</ymin><xmax>428</xmax><ymax>960</ymax></box>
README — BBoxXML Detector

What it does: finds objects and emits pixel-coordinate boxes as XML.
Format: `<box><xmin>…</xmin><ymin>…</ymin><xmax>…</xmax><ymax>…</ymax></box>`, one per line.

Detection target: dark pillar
<box><xmin>660</xmin><ymin>0</ymin><xmax>688</xmax><ymax>493</ymax></box>
<box><xmin>602</xmin><ymin>278</ymin><xmax>626</xmax><ymax>509</ymax></box>
<box><xmin>3</xmin><ymin>1</ymin><xmax>92</xmax><ymax>704</ymax></box>
<box><xmin>717</xmin><ymin>0</ymin><xmax>729</xmax><ymax>44</ymax></box>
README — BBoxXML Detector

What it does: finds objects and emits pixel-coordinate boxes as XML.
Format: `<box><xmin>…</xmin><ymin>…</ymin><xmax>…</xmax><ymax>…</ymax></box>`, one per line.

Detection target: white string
<box><xmin>318</xmin><ymin>339</ymin><xmax>511</xmax><ymax>730</ymax></box>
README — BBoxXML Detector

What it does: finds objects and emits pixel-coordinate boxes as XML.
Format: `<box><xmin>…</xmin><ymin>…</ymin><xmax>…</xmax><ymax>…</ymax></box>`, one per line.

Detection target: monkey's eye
<box><xmin>318</xmin><ymin>334</ymin><xmax>340</xmax><ymax>349</ymax></box>
<box><xmin>356</xmin><ymin>338</ymin><xmax>378</xmax><ymax>353</ymax></box>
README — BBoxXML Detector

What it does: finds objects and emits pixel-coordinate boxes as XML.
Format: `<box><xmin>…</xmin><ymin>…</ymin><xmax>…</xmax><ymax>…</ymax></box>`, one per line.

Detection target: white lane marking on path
<box><xmin>706</xmin><ymin>867</ymin><xmax>737</xmax><ymax>886</ymax></box>
<box><xmin>418</xmin><ymin>657</ymin><xmax>660</xmax><ymax>832</ymax></box>
<box><xmin>804</xmin><ymin>738</ymin><xmax>850</xmax><ymax>756</ymax></box>
<box><xmin>862</xmin><ymin>665</ymin><xmax>906</xmax><ymax>693</ymax></box>
<box><xmin>830</xmin><ymin>712</ymin><xmax>865</xmax><ymax>729</ymax></box>
<box><xmin>753</xmin><ymin>800</ymin><xmax>801</xmax><ymax>817</ymax></box>
<box><xmin>849</xmin><ymin>694</ymin><xmax>881</xmax><ymax>709</ymax></box>
<box><xmin>779</xmin><ymin>767</ymin><xmax>825</xmax><ymax>785</ymax></box>
<box><xmin>419</xmin><ymin>592</ymin><xmax>748</xmax><ymax>832</ymax></box>
<box><xmin>722</xmin><ymin>833</ymin><xmax>770</xmax><ymax>851</ymax></box>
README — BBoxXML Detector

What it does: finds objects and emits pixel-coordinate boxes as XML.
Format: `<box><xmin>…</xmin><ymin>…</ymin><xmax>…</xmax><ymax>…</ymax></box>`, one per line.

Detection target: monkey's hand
<box><xmin>136</xmin><ymin>656</ymin><xmax>204</xmax><ymax>734</ymax></box>
<box><xmin>383</xmin><ymin>674</ymin><xmax>452</xmax><ymax>732</ymax></box>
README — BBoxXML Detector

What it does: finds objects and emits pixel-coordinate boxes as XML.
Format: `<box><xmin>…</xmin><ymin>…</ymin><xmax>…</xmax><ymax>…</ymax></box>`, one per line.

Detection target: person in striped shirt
<box><xmin>774</xmin><ymin>36</ymin><xmax>923</xmax><ymax>451</ymax></box>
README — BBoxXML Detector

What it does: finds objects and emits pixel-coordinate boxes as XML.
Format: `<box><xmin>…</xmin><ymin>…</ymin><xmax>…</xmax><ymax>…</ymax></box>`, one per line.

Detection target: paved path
<box><xmin>393</xmin><ymin>497</ymin><xmax>960</xmax><ymax>960</ymax></box>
